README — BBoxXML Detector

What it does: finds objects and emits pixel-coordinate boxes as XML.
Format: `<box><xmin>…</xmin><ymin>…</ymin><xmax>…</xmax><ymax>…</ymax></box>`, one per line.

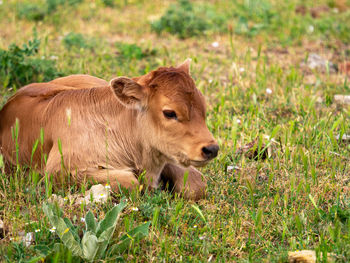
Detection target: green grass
<box><xmin>0</xmin><ymin>0</ymin><xmax>350</xmax><ymax>262</ymax></box>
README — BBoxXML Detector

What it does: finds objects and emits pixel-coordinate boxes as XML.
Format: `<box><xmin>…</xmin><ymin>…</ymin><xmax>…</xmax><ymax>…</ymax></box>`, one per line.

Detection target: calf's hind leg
<box><xmin>160</xmin><ymin>164</ymin><xmax>207</xmax><ymax>200</ymax></box>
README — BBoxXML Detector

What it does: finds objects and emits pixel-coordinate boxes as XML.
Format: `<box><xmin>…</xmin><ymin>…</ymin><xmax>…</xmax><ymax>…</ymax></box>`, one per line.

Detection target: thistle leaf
<box><xmin>43</xmin><ymin>203</ymin><xmax>83</xmax><ymax>257</ymax></box>
<box><xmin>82</xmin><ymin>231</ymin><xmax>99</xmax><ymax>262</ymax></box>
<box><xmin>85</xmin><ymin>210</ymin><xmax>97</xmax><ymax>233</ymax></box>
<box><xmin>96</xmin><ymin>201</ymin><xmax>126</xmax><ymax>237</ymax></box>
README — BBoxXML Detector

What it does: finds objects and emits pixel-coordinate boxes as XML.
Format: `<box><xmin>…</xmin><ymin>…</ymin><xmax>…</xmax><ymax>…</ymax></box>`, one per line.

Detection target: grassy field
<box><xmin>0</xmin><ymin>0</ymin><xmax>350</xmax><ymax>262</ymax></box>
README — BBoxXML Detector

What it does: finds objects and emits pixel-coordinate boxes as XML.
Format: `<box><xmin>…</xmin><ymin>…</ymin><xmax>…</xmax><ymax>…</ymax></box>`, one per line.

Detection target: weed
<box><xmin>17</xmin><ymin>0</ymin><xmax>84</xmax><ymax>21</ymax></box>
<box><xmin>102</xmin><ymin>0</ymin><xmax>114</xmax><ymax>7</ymax></box>
<box><xmin>41</xmin><ymin>201</ymin><xmax>150</xmax><ymax>261</ymax></box>
<box><xmin>17</xmin><ymin>4</ymin><xmax>47</xmax><ymax>22</ymax></box>
<box><xmin>62</xmin><ymin>32</ymin><xmax>94</xmax><ymax>50</ymax></box>
<box><xmin>0</xmin><ymin>33</ymin><xmax>62</xmax><ymax>89</ymax></box>
<box><xmin>151</xmin><ymin>0</ymin><xmax>225</xmax><ymax>38</ymax></box>
<box><xmin>115</xmin><ymin>42</ymin><xmax>156</xmax><ymax>60</ymax></box>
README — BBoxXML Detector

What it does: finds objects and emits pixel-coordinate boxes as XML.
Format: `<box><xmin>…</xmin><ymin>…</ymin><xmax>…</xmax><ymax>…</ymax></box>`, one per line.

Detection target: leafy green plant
<box><xmin>0</xmin><ymin>35</ymin><xmax>62</xmax><ymax>89</ymax></box>
<box><xmin>115</xmin><ymin>42</ymin><xmax>157</xmax><ymax>60</ymax></box>
<box><xmin>102</xmin><ymin>0</ymin><xmax>115</xmax><ymax>7</ymax></box>
<box><xmin>62</xmin><ymin>32</ymin><xmax>93</xmax><ymax>50</ymax></box>
<box><xmin>101</xmin><ymin>0</ymin><xmax>129</xmax><ymax>8</ymax></box>
<box><xmin>42</xmin><ymin>201</ymin><xmax>150</xmax><ymax>262</ymax></box>
<box><xmin>151</xmin><ymin>0</ymin><xmax>224</xmax><ymax>38</ymax></box>
<box><xmin>46</xmin><ymin>0</ymin><xmax>84</xmax><ymax>14</ymax></box>
<box><xmin>17</xmin><ymin>0</ymin><xmax>84</xmax><ymax>21</ymax></box>
<box><xmin>17</xmin><ymin>4</ymin><xmax>47</xmax><ymax>21</ymax></box>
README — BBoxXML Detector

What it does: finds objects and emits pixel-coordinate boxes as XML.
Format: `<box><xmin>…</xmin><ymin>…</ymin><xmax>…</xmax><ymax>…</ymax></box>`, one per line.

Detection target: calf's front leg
<box><xmin>45</xmin><ymin>149</ymin><xmax>139</xmax><ymax>191</ymax></box>
<box><xmin>160</xmin><ymin>163</ymin><xmax>207</xmax><ymax>200</ymax></box>
<box><xmin>81</xmin><ymin>167</ymin><xmax>140</xmax><ymax>191</ymax></box>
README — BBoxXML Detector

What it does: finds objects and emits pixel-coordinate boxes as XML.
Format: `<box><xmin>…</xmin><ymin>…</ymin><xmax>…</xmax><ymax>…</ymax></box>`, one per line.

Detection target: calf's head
<box><xmin>110</xmin><ymin>59</ymin><xmax>219</xmax><ymax>167</ymax></box>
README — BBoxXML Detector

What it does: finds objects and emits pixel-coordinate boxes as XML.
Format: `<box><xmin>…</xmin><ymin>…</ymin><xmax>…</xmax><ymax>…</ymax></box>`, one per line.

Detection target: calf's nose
<box><xmin>201</xmin><ymin>144</ymin><xmax>219</xmax><ymax>160</ymax></box>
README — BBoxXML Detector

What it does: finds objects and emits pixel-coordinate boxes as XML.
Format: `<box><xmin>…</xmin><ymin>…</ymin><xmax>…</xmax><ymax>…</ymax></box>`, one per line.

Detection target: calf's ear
<box><xmin>177</xmin><ymin>58</ymin><xmax>191</xmax><ymax>75</ymax></box>
<box><xmin>110</xmin><ymin>77</ymin><xmax>148</xmax><ymax>109</ymax></box>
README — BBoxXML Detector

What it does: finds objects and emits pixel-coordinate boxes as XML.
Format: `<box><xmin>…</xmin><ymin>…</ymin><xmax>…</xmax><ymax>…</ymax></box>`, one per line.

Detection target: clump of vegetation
<box><xmin>0</xmin><ymin>35</ymin><xmax>62</xmax><ymax>89</ymax></box>
<box><xmin>17</xmin><ymin>4</ymin><xmax>47</xmax><ymax>22</ymax></box>
<box><xmin>40</xmin><ymin>201</ymin><xmax>150</xmax><ymax>261</ymax></box>
<box><xmin>62</xmin><ymin>32</ymin><xmax>95</xmax><ymax>50</ymax></box>
<box><xmin>115</xmin><ymin>42</ymin><xmax>157</xmax><ymax>60</ymax></box>
<box><xmin>17</xmin><ymin>0</ymin><xmax>84</xmax><ymax>21</ymax></box>
<box><xmin>101</xmin><ymin>0</ymin><xmax>130</xmax><ymax>8</ymax></box>
<box><xmin>151</xmin><ymin>0</ymin><xmax>225</xmax><ymax>38</ymax></box>
<box><xmin>232</xmin><ymin>0</ymin><xmax>276</xmax><ymax>37</ymax></box>
<box><xmin>47</xmin><ymin>0</ymin><xmax>83</xmax><ymax>13</ymax></box>
<box><xmin>101</xmin><ymin>0</ymin><xmax>116</xmax><ymax>7</ymax></box>
<box><xmin>227</xmin><ymin>0</ymin><xmax>350</xmax><ymax>44</ymax></box>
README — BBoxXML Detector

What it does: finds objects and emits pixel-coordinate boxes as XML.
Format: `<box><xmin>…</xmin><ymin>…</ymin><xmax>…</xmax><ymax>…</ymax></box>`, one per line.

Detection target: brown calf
<box><xmin>0</xmin><ymin>60</ymin><xmax>219</xmax><ymax>200</ymax></box>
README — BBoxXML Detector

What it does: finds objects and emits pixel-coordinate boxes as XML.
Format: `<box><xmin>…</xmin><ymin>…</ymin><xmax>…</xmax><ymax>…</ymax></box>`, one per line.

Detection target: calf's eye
<box><xmin>163</xmin><ymin>110</ymin><xmax>177</xmax><ymax>120</ymax></box>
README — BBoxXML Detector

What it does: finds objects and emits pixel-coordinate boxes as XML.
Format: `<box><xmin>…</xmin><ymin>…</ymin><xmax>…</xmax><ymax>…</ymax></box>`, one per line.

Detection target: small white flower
<box><xmin>49</xmin><ymin>227</ymin><xmax>56</xmax><ymax>233</ymax></box>
<box><xmin>131</xmin><ymin>207</ymin><xmax>139</xmax><ymax>211</ymax></box>
<box><xmin>266</xmin><ymin>88</ymin><xmax>272</xmax><ymax>94</ymax></box>
<box><xmin>99</xmin><ymin>193</ymin><xmax>106</xmax><ymax>198</ymax></box>
<box><xmin>193</xmin><ymin>225</ymin><xmax>197</xmax><ymax>228</ymax></box>
<box><xmin>239</xmin><ymin>67</ymin><xmax>245</xmax><ymax>73</ymax></box>
<box><xmin>208</xmin><ymin>79</ymin><xmax>213</xmax><ymax>83</ymax></box>
<box><xmin>263</xmin><ymin>135</ymin><xmax>271</xmax><ymax>140</ymax></box>
<box><xmin>105</xmin><ymin>184</ymin><xmax>111</xmax><ymax>190</ymax></box>
<box><xmin>64</xmin><ymin>196</ymin><xmax>69</xmax><ymax>201</ymax></box>
<box><xmin>199</xmin><ymin>236</ymin><xmax>205</xmax><ymax>240</ymax></box>
<box><xmin>307</xmin><ymin>25</ymin><xmax>314</xmax><ymax>33</ymax></box>
<box><xmin>80</xmin><ymin>217</ymin><xmax>85</xmax><ymax>223</ymax></box>
<box><xmin>211</xmin><ymin>41</ymin><xmax>219</xmax><ymax>48</ymax></box>
<box><xmin>35</xmin><ymin>229</ymin><xmax>41</xmax><ymax>233</ymax></box>
<box><xmin>50</xmin><ymin>55</ymin><xmax>58</xmax><ymax>60</ymax></box>
<box><xmin>236</xmin><ymin>119</ymin><xmax>241</xmax><ymax>124</ymax></box>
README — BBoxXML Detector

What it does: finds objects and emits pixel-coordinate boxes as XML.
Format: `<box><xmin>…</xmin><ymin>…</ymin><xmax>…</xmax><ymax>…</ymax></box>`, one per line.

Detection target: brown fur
<box><xmin>0</xmin><ymin>60</ymin><xmax>218</xmax><ymax>200</ymax></box>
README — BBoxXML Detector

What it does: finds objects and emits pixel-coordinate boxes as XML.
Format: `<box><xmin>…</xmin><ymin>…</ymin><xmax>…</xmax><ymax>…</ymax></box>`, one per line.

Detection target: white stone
<box><xmin>307</xmin><ymin>53</ymin><xmax>337</xmax><ymax>73</ymax></box>
<box><xmin>227</xmin><ymin>165</ymin><xmax>240</xmax><ymax>173</ymax></box>
<box><xmin>335</xmin><ymin>134</ymin><xmax>350</xmax><ymax>141</ymax></box>
<box><xmin>84</xmin><ymin>184</ymin><xmax>109</xmax><ymax>204</ymax></box>
<box><xmin>334</xmin><ymin>95</ymin><xmax>350</xmax><ymax>105</ymax></box>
